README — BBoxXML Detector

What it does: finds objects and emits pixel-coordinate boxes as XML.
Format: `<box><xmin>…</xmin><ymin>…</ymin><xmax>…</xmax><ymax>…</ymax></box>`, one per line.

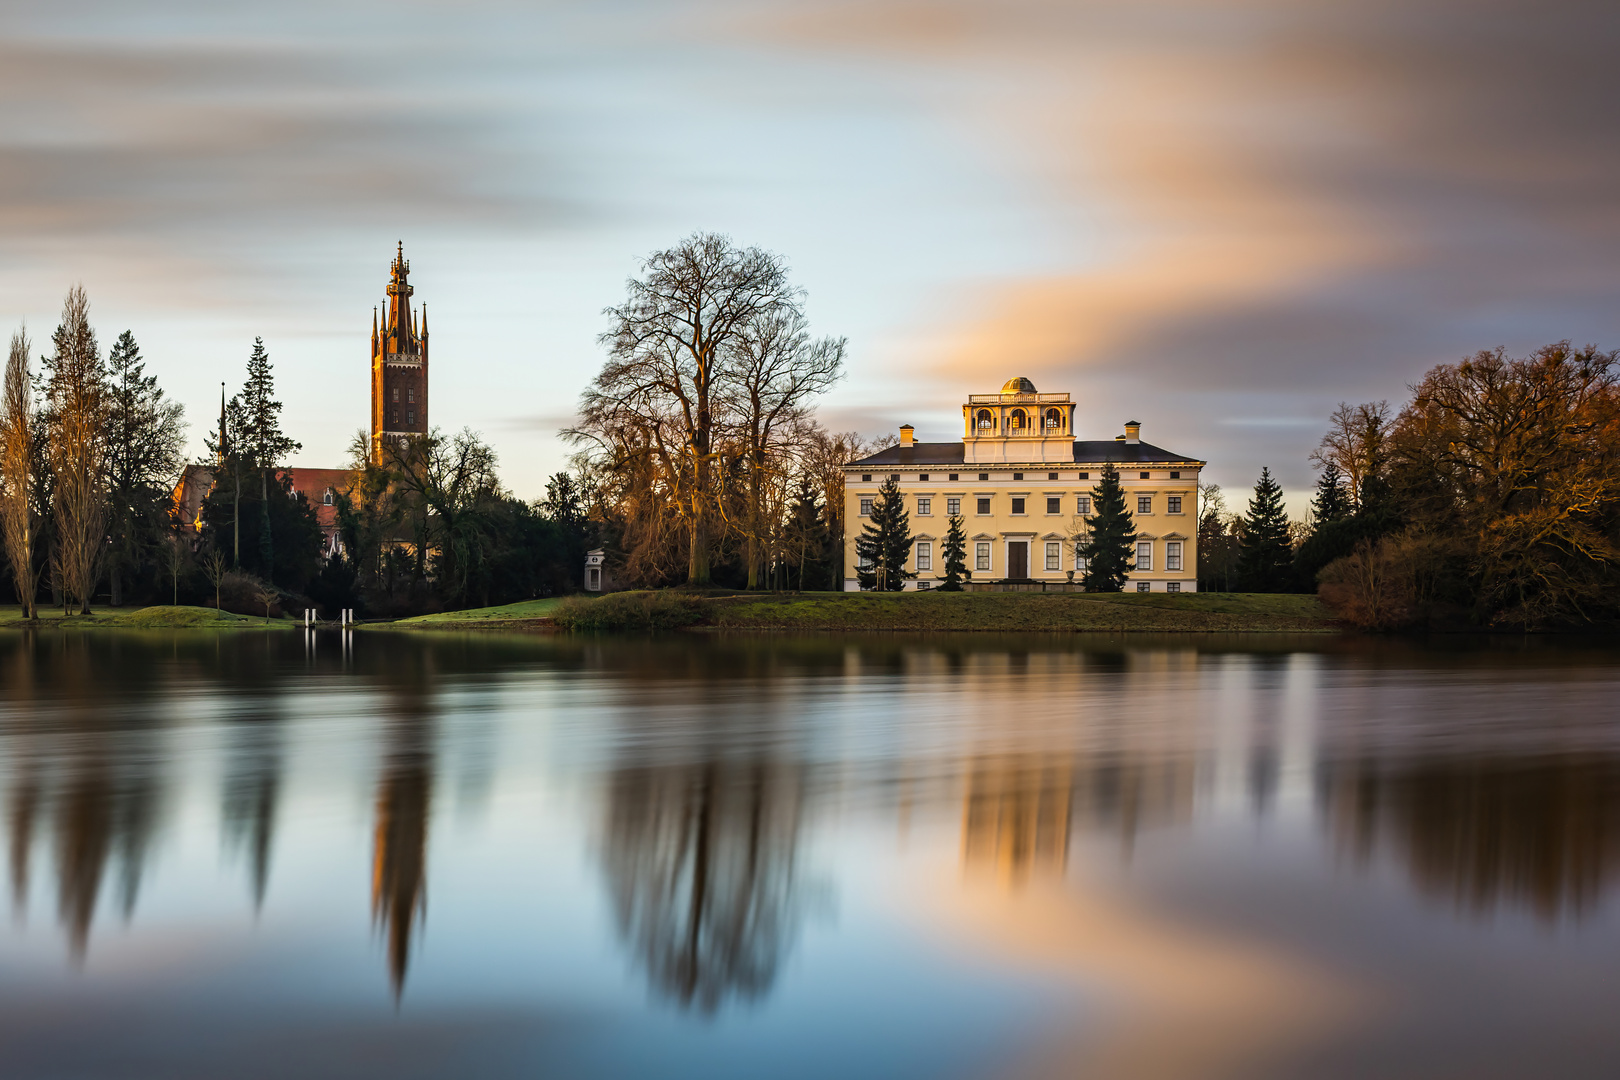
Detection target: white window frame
<box><xmin>1074</xmin><ymin>544</ymin><xmax>1089</xmax><ymax>571</ymax></box>
<box><xmin>946</xmin><ymin>497</ymin><xmax>961</xmax><ymax>516</ymax></box>
<box><xmin>1167</xmin><ymin>496</ymin><xmax>1182</xmax><ymax>514</ymax></box>
<box><xmin>1044</xmin><ymin>542</ymin><xmax>1060</xmax><ymax>571</ymax></box>
<box><xmin>915</xmin><ymin>541</ymin><xmax>932</xmax><ymax>571</ymax></box>
<box><xmin>859</xmin><ymin>497</ymin><xmax>873</xmax><ymax>516</ymax></box>
<box><xmin>974</xmin><ymin>542</ymin><xmax>991</xmax><ymax>571</ymax></box>
<box><xmin>976</xmin><ymin>497</ymin><xmax>992</xmax><ymax>515</ymax></box>
<box><xmin>1136</xmin><ymin>541</ymin><xmax>1153</xmax><ymax>571</ymax></box>
<box><xmin>917</xmin><ymin>497</ymin><xmax>932</xmax><ymax>516</ymax></box>
<box><xmin>1076</xmin><ymin>496</ymin><xmax>1091</xmax><ymax>515</ymax></box>
<box><xmin>1136</xmin><ymin>581</ymin><xmax>1152</xmax><ymax>593</ymax></box>
<box><xmin>1166</xmin><ymin>581</ymin><xmax>1181</xmax><ymax>593</ymax></box>
<box><xmin>1137</xmin><ymin>496</ymin><xmax>1152</xmax><ymax>515</ymax></box>
<box><xmin>1166</xmin><ymin>541</ymin><xmax>1182</xmax><ymax>572</ymax></box>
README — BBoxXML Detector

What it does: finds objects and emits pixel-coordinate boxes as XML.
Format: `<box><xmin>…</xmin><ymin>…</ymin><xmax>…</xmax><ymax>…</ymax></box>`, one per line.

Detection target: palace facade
<box><xmin>842</xmin><ymin>377</ymin><xmax>1205</xmax><ymax>591</ymax></box>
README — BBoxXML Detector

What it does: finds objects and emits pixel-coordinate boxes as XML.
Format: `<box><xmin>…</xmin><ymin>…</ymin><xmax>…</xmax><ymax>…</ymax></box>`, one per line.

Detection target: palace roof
<box><xmin>847</xmin><ymin>440</ymin><xmax>1202</xmax><ymax>468</ymax></box>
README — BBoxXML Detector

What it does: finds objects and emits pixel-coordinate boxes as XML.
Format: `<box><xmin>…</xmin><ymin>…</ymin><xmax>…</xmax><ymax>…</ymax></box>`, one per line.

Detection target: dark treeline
<box><xmin>0</xmin><ymin>286</ymin><xmax>590</xmax><ymax>619</ymax></box>
<box><xmin>1200</xmin><ymin>342</ymin><xmax>1620</xmax><ymax>629</ymax></box>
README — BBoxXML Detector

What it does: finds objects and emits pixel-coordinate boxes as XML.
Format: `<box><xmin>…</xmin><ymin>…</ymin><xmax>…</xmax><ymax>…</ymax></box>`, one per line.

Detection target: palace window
<box><xmin>1140</xmin><ymin>472</ymin><xmax>1150</xmax><ymax>479</ymax></box>
<box><xmin>919</xmin><ymin>473</ymin><xmax>929</xmax><ymax>481</ymax></box>
<box><xmin>859</xmin><ymin>497</ymin><xmax>873</xmax><ymax>516</ymax></box>
<box><xmin>1170</xmin><ymin>471</ymin><xmax>1181</xmax><ymax>479</ymax></box>
<box><xmin>949</xmin><ymin>473</ymin><xmax>959</xmax><ymax>481</ymax></box>
<box><xmin>1045</xmin><ymin>408</ymin><xmax>1063</xmax><ymax>430</ymax></box>
<box><xmin>946</xmin><ymin>497</ymin><xmax>961</xmax><ymax>516</ymax></box>
<box><xmin>1074</xmin><ymin>544</ymin><xmax>1089</xmax><ymax>570</ymax></box>
<box><xmin>890</xmin><ymin>473</ymin><xmax>900</xmax><ymax>481</ymax></box>
<box><xmin>407</xmin><ymin>410</ymin><xmax>415</xmax><ymax>425</ymax></box>
<box><xmin>1137</xmin><ymin>496</ymin><xmax>1152</xmax><ymax>514</ymax></box>
<box><xmin>1137</xmin><ymin>582</ymin><xmax>1152</xmax><ymax>593</ymax></box>
<box><xmin>976</xmin><ymin>409</ymin><xmax>995</xmax><ymax>431</ymax></box>
<box><xmin>1077</xmin><ymin>472</ymin><xmax>1089</xmax><ymax>480</ymax></box>
<box><xmin>917</xmin><ymin>498</ymin><xmax>932</xmax><ymax>515</ymax></box>
<box><xmin>915</xmin><ymin>542</ymin><xmax>932</xmax><ymax>571</ymax></box>
<box><xmin>975</xmin><ymin>542</ymin><xmax>991</xmax><ymax>571</ymax></box>
<box><xmin>1166</xmin><ymin>541</ymin><xmax>1183</xmax><ymax>571</ymax></box>
<box><xmin>917</xmin><ymin>581</ymin><xmax>932</xmax><ymax>590</ymax></box>
<box><xmin>1166</xmin><ymin>581</ymin><xmax>1181</xmax><ymax>593</ymax></box>
<box><xmin>1076</xmin><ymin>496</ymin><xmax>1091</xmax><ymax>515</ymax></box>
<box><xmin>1045</xmin><ymin>497</ymin><xmax>1060</xmax><ymax>514</ymax></box>
<box><xmin>1010</xmin><ymin>497</ymin><xmax>1026</xmax><ymax>515</ymax></box>
<box><xmin>858</xmin><ymin>551</ymin><xmax>873</xmax><ymax>569</ymax></box>
<box><xmin>862</xmin><ymin>474</ymin><xmax>871</xmax><ymax>482</ymax></box>
<box><xmin>1013</xmin><ymin>472</ymin><xmax>1024</xmax><ymax>480</ymax></box>
<box><xmin>976</xmin><ymin>498</ymin><xmax>991</xmax><ymax>515</ymax></box>
<box><xmin>978</xmin><ymin>473</ymin><xmax>989</xmax><ymax>481</ymax></box>
<box><xmin>1167</xmin><ymin>496</ymin><xmax>1182</xmax><ymax>514</ymax></box>
<box><xmin>1045</xmin><ymin>542</ymin><xmax>1060</xmax><ymax>571</ymax></box>
<box><xmin>1136</xmin><ymin>542</ymin><xmax>1153</xmax><ymax>571</ymax></box>
<box><xmin>1047</xmin><ymin>472</ymin><xmax>1058</xmax><ymax>480</ymax></box>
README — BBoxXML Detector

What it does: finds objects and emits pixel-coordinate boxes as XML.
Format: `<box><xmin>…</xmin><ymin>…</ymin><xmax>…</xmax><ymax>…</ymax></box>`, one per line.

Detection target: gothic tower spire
<box><xmin>371</xmin><ymin>243</ymin><xmax>429</xmax><ymax>464</ymax></box>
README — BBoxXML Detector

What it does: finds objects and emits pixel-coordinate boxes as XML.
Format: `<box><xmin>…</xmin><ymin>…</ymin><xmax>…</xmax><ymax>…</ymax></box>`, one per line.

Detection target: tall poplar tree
<box><xmin>855</xmin><ymin>476</ymin><xmax>913</xmax><ymax>591</ymax></box>
<box><xmin>44</xmin><ymin>285</ymin><xmax>106</xmax><ymax>614</ymax></box>
<box><xmin>1079</xmin><ymin>463</ymin><xmax>1136</xmax><ymax>592</ymax></box>
<box><xmin>0</xmin><ymin>328</ymin><xmax>38</xmax><ymax>619</ymax></box>
<box><xmin>939</xmin><ymin>512</ymin><xmax>967</xmax><ymax>591</ymax></box>
<box><xmin>1237</xmin><ymin>467</ymin><xmax>1294</xmax><ymax>592</ymax></box>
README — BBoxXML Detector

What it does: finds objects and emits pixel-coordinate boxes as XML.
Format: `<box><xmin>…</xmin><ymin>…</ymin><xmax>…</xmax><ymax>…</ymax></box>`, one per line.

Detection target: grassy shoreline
<box><xmin>383</xmin><ymin>590</ymin><xmax>1341</xmax><ymax>634</ymax></box>
<box><xmin>0</xmin><ymin>604</ymin><xmax>299</xmax><ymax>629</ymax></box>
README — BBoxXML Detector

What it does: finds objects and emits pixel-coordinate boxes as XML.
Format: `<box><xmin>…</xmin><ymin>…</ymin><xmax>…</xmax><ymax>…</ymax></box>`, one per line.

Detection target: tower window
<box><xmin>407</xmin><ymin>410</ymin><xmax>415</xmax><ymax>425</ymax></box>
<box><xmin>408</xmin><ymin>388</ymin><xmax>415</xmax><ymax>404</ymax></box>
<box><xmin>393</xmin><ymin>410</ymin><xmax>400</xmax><ymax>424</ymax></box>
<box><xmin>392</xmin><ymin>388</ymin><xmax>399</xmax><ymax>402</ymax></box>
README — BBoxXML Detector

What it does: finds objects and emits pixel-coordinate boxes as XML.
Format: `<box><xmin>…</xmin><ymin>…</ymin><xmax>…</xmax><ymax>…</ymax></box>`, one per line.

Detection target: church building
<box><xmin>842</xmin><ymin>378</ymin><xmax>1205</xmax><ymax>592</ymax></box>
<box><xmin>371</xmin><ymin>242</ymin><xmax>429</xmax><ymax>462</ymax></box>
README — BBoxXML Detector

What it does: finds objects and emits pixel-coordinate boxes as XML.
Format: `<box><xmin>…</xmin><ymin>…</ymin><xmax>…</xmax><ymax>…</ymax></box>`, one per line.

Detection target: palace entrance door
<box><xmin>1007</xmin><ymin>541</ymin><xmax>1029</xmax><ymax>579</ymax></box>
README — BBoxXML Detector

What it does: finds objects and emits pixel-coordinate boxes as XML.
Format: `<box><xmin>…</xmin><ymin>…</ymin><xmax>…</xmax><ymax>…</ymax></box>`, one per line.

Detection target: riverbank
<box><xmin>393</xmin><ymin>590</ymin><xmax>1340</xmax><ymax>633</ymax></box>
<box><xmin>0</xmin><ymin>604</ymin><xmax>293</xmax><ymax>629</ymax></box>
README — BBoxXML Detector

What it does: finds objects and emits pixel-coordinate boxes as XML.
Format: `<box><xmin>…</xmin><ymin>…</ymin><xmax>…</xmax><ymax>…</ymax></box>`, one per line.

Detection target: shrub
<box><xmin>551</xmin><ymin>590</ymin><xmax>707</xmax><ymax>632</ymax></box>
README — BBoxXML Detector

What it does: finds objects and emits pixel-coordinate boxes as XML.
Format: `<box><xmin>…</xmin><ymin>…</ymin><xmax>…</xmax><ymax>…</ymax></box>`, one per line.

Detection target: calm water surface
<box><xmin>2</xmin><ymin>630</ymin><xmax>1620</xmax><ymax>1079</ymax></box>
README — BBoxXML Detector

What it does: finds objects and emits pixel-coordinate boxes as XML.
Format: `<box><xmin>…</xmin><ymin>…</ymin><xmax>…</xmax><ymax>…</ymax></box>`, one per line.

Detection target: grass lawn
<box><xmin>390</xmin><ymin>597</ymin><xmax>569</xmax><ymax>626</ymax></box>
<box><xmin>0</xmin><ymin>604</ymin><xmax>292</xmax><ymax>629</ymax></box>
<box><xmin>703</xmin><ymin>590</ymin><xmax>1336</xmax><ymax>633</ymax></box>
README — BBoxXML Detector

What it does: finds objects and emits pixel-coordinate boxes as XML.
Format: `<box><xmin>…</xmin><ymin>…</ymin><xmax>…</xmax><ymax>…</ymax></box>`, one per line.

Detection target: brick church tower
<box><xmin>370</xmin><ymin>242</ymin><xmax>429</xmax><ymax>463</ymax></box>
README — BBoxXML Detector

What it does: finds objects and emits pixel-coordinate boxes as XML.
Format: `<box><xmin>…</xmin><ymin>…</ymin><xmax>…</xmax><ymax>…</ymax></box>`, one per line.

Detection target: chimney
<box><xmin>1124</xmin><ymin>420</ymin><xmax>1141</xmax><ymax>444</ymax></box>
<box><xmin>899</xmin><ymin>424</ymin><xmax>914</xmax><ymax>448</ymax></box>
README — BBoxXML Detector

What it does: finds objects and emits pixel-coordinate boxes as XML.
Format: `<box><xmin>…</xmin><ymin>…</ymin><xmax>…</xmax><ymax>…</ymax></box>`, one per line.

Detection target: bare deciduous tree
<box><xmin>1</xmin><ymin>327</ymin><xmax>39</xmax><ymax>619</ymax></box>
<box><xmin>1311</xmin><ymin>401</ymin><xmax>1391</xmax><ymax>507</ymax></box>
<box><xmin>44</xmin><ymin>286</ymin><xmax>107</xmax><ymax>615</ymax></box>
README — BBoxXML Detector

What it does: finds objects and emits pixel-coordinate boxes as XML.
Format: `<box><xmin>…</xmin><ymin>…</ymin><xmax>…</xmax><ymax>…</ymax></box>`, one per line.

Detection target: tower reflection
<box><xmin>599</xmin><ymin>757</ymin><xmax>808</xmax><ymax>1012</ymax></box>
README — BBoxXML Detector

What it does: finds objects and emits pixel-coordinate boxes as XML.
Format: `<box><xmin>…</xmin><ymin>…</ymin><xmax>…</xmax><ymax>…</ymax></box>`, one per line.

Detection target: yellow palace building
<box><xmin>842</xmin><ymin>377</ymin><xmax>1205</xmax><ymax>592</ymax></box>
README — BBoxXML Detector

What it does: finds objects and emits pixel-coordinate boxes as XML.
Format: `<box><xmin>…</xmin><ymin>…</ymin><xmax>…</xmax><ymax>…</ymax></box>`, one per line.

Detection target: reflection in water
<box><xmin>222</xmin><ymin>714</ymin><xmax>282</xmax><ymax>911</ymax></box>
<box><xmin>372</xmin><ymin>712</ymin><xmax>434</xmax><ymax>997</ymax></box>
<box><xmin>53</xmin><ymin>744</ymin><xmax>163</xmax><ymax>957</ymax></box>
<box><xmin>600</xmin><ymin>758</ymin><xmax>808</xmax><ymax>1012</ymax></box>
<box><xmin>1323</xmin><ymin>754</ymin><xmax>1620</xmax><ymax>922</ymax></box>
<box><xmin>962</xmin><ymin>753</ymin><xmax>1195</xmax><ymax>887</ymax></box>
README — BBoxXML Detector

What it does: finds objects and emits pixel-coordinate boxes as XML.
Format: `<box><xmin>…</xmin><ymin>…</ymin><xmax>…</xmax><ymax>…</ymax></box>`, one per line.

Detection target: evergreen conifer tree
<box><xmin>227</xmin><ymin>339</ymin><xmax>300</xmax><ymax>581</ymax></box>
<box><xmin>781</xmin><ymin>475</ymin><xmax>831</xmax><ymax>590</ymax></box>
<box><xmin>1078</xmin><ymin>463</ymin><xmax>1136</xmax><ymax>592</ymax></box>
<box><xmin>1310</xmin><ymin>461</ymin><xmax>1350</xmax><ymax>525</ymax></box>
<box><xmin>104</xmin><ymin>330</ymin><xmax>186</xmax><ymax>606</ymax></box>
<box><xmin>854</xmin><ymin>475</ymin><xmax>913</xmax><ymax>591</ymax></box>
<box><xmin>1236</xmin><ymin>467</ymin><xmax>1294</xmax><ymax>592</ymax></box>
<box><xmin>939</xmin><ymin>512</ymin><xmax>967</xmax><ymax>590</ymax></box>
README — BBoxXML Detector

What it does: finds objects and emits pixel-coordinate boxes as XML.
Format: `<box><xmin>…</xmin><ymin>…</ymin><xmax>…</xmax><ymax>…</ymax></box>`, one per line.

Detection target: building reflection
<box><xmin>961</xmin><ymin>752</ymin><xmax>1196</xmax><ymax>887</ymax></box>
<box><xmin>599</xmin><ymin>757</ymin><xmax>808</xmax><ymax>1012</ymax></box>
<box><xmin>1322</xmin><ymin>754</ymin><xmax>1620</xmax><ymax>921</ymax></box>
<box><xmin>371</xmin><ymin>710</ymin><xmax>434</xmax><ymax>997</ymax></box>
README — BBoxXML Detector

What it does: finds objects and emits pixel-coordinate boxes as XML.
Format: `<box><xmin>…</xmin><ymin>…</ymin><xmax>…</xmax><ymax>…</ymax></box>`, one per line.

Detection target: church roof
<box><xmin>847</xmin><ymin>440</ymin><xmax>1202</xmax><ymax>467</ymax></box>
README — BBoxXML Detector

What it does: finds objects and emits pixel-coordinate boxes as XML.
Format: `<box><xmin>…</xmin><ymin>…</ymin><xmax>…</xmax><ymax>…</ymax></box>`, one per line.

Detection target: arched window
<box><xmin>1045</xmin><ymin>408</ymin><xmax>1063</xmax><ymax>430</ymax></box>
<box><xmin>975</xmin><ymin>409</ymin><xmax>994</xmax><ymax>431</ymax></box>
<box><xmin>1009</xmin><ymin>408</ymin><xmax>1028</xmax><ymax>432</ymax></box>
<box><xmin>323</xmin><ymin>488</ymin><xmax>333</xmax><ymax>506</ymax></box>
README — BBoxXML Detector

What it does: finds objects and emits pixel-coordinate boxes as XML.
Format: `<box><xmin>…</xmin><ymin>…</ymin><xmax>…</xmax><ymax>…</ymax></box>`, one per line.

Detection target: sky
<box><xmin>2</xmin><ymin>0</ymin><xmax>1617</xmax><ymax>504</ymax></box>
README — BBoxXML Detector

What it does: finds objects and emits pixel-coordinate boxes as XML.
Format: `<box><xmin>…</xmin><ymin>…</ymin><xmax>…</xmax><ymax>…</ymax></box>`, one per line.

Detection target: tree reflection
<box><xmin>599</xmin><ymin>758</ymin><xmax>807</xmax><ymax>1012</ymax></box>
<box><xmin>371</xmin><ymin>714</ymin><xmax>434</xmax><ymax>997</ymax></box>
<box><xmin>222</xmin><ymin>715</ymin><xmax>282</xmax><ymax>911</ymax></box>
<box><xmin>1322</xmin><ymin>754</ymin><xmax>1620</xmax><ymax>921</ymax></box>
<box><xmin>53</xmin><ymin>749</ymin><xmax>163</xmax><ymax>958</ymax></box>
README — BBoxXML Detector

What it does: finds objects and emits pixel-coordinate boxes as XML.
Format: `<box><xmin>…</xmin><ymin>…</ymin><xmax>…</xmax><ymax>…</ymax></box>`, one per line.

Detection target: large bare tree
<box><xmin>44</xmin><ymin>286</ymin><xmax>107</xmax><ymax>615</ymax></box>
<box><xmin>0</xmin><ymin>328</ymin><xmax>38</xmax><ymax>619</ymax></box>
<box><xmin>584</xmin><ymin>234</ymin><xmax>797</xmax><ymax>586</ymax></box>
<box><xmin>722</xmin><ymin>309</ymin><xmax>845</xmax><ymax>589</ymax></box>
<box><xmin>1311</xmin><ymin>401</ymin><xmax>1391</xmax><ymax>507</ymax></box>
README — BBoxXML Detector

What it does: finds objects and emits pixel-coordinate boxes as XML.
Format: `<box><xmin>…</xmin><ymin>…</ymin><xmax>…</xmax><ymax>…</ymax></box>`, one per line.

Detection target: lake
<box><xmin>2</xmin><ymin>629</ymin><xmax>1619</xmax><ymax>1079</ymax></box>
